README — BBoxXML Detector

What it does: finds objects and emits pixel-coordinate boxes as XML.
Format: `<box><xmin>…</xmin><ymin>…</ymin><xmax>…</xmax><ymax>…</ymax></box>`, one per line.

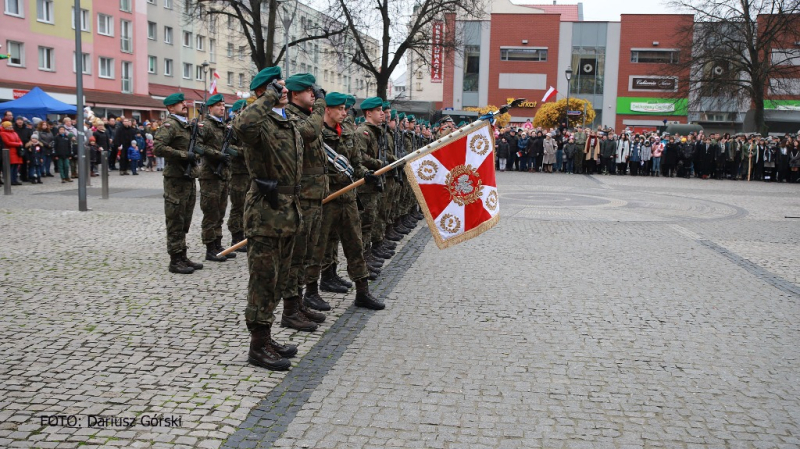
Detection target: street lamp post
<box><xmin>565</xmin><ymin>66</ymin><xmax>573</xmax><ymax>130</ymax></box>
<box><xmin>279</xmin><ymin>0</ymin><xmax>298</xmax><ymax>77</ymax></box>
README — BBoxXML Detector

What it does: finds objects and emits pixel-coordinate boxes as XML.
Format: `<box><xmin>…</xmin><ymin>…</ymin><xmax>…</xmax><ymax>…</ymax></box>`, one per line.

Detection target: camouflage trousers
<box><xmin>246</xmin><ymin>235</ymin><xmax>294</xmax><ymax>326</ymax></box>
<box><xmin>373</xmin><ymin>177</ymin><xmax>400</xmax><ymax>243</ymax></box>
<box><xmin>163</xmin><ymin>177</ymin><xmax>197</xmax><ymax>255</ymax></box>
<box><xmin>323</xmin><ymin>229</ymin><xmax>340</xmax><ymax>271</ymax></box>
<box><xmin>358</xmin><ymin>191</ymin><xmax>380</xmax><ymax>251</ymax></box>
<box><xmin>306</xmin><ymin>196</ymin><xmax>368</xmax><ymax>283</ymax></box>
<box><xmin>227</xmin><ymin>173</ymin><xmax>248</xmax><ymax>235</ymax></box>
<box><xmin>284</xmin><ymin>199</ymin><xmax>322</xmax><ymax>297</ymax></box>
<box><xmin>199</xmin><ymin>177</ymin><xmax>229</xmax><ymax>244</ymax></box>
<box><xmin>399</xmin><ymin>174</ymin><xmax>416</xmax><ymax>216</ymax></box>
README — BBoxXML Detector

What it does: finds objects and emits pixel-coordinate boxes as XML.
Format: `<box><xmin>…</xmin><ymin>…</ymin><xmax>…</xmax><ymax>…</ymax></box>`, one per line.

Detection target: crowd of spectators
<box><xmin>495</xmin><ymin>124</ymin><xmax>800</xmax><ymax>183</ymax></box>
<box><xmin>0</xmin><ymin>110</ymin><xmax>164</xmax><ymax>186</ymax></box>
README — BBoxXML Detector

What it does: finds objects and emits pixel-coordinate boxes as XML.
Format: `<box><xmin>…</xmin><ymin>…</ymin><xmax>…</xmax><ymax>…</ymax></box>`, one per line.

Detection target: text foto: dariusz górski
<box><xmin>39</xmin><ymin>414</ymin><xmax>182</xmax><ymax>428</ymax></box>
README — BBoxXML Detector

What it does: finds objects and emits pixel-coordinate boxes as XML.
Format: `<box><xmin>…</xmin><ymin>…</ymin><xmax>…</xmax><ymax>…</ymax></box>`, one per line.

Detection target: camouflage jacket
<box><xmin>198</xmin><ymin>115</ymin><xmax>230</xmax><ymax>180</ymax></box>
<box><xmin>403</xmin><ymin>131</ymin><xmax>417</xmax><ymax>154</ymax></box>
<box><xmin>355</xmin><ymin>122</ymin><xmax>385</xmax><ymax>194</ymax></box>
<box><xmin>286</xmin><ymin>100</ymin><xmax>329</xmax><ymax>201</ymax></box>
<box><xmin>322</xmin><ymin>123</ymin><xmax>366</xmax><ymax>201</ymax></box>
<box><xmin>228</xmin><ymin>132</ymin><xmax>247</xmax><ymax>175</ymax></box>
<box><xmin>232</xmin><ymin>91</ymin><xmax>303</xmax><ymax>238</ymax></box>
<box><xmin>153</xmin><ymin>114</ymin><xmax>200</xmax><ymax>179</ymax></box>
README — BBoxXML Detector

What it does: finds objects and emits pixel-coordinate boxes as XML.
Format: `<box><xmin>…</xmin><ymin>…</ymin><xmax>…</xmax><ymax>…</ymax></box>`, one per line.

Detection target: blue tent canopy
<box><xmin>1</xmin><ymin>87</ymin><xmax>76</xmax><ymax>120</ymax></box>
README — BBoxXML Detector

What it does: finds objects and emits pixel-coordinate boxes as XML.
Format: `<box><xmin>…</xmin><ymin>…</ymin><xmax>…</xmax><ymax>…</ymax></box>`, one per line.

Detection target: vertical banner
<box><xmin>431</xmin><ymin>21</ymin><xmax>443</xmax><ymax>83</ymax></box>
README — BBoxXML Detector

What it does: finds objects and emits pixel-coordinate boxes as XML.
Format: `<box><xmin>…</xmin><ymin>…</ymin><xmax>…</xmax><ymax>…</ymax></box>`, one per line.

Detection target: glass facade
<box><xmin>462</xmin><ymin>22</ymin><xmax>482</xmax><ymax>107</ymax></box>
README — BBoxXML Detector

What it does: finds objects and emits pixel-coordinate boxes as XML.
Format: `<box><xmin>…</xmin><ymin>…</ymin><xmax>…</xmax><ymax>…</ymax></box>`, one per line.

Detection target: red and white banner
<box><xmin>404</xmin><ymin>121</ymin><xmax>499</xmax><ymax>249</ymax></box>
<box><xmin>430</xmin><ymin>21</ymin><xmax>444</xmax><ymax>83</ymax></box>
<box><xmin>209</xmin><ymin>71</ymin><xmax>220</xmax><ymax>94</ymax></box>
<box><xmin>541</xmin><ymin>86</ymin><xmax>557</xmax><ymax>102</ymax></box>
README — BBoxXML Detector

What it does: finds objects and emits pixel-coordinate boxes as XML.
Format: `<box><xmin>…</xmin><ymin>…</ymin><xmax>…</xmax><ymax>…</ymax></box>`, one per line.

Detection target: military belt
<box><xmin>303</xmin><ymin>166</ymin><xmax>326</xmax><ymax>175</ymax></box>
<box><xmin>277</xmin><ymin>185</ymin><xmax>301</xmax><ymax>195</ymax></box>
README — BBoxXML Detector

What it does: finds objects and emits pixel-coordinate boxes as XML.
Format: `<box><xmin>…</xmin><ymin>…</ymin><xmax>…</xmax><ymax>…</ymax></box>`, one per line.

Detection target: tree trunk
<box><xmin>375</xmin><ymin>74</ymin><xmax>389</xmax><ymax>99</ymax></box>
<box><xmin>752</xmin><ymin>85</ymin><xmax>768</xmax><ymax>136</ymax></box>
<box><xmin>265</xmin><ymin>0</ymin><xmax>278</xmax><ymax>68</ymax></box>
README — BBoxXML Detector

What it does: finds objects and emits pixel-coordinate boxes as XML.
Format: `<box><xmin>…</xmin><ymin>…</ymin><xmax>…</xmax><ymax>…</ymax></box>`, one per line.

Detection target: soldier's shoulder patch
<box><xmin>163</xmin><ymin>123</ymin><xmax>171</xmax><ymax>127</ymax></box>
<box><xmin>363</xmin><ymin>131</ymin><xmax>369</xmax><ymax>136</ymax></box>
<box><xmin>198</xmin><ymin>123</ymin><xmax>204</xmax><ymax>127</ymax></box>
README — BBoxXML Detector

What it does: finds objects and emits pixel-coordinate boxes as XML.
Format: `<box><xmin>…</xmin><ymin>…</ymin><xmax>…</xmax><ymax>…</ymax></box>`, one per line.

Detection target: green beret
<box><xmin>398</xmin><ymin>112</ymin><xmax>406</xmax><ymax>121</ymax></box>
<box><xmin>285</xmin><ymin>73</ymin><xmax>316</xmax><ymax>92</ymax></box>
<box><xmin>361</xmin><ymin>97</ymin><xmax>383</xmax><ymax>111</ymax></box>
<box><xmin>382</xmin><ymin>101</ymin><xmax>391</xmax><ymax>111</ymax></box>
<box><xmin>325</xmin><ymin>92</ymin><xmax>347</xmax><ymax>107</ymax></box>
<box><xmin>250</xmin><ymin>66</ymin><xmax>282</xmax><ymax>91</ymax></box>
<box><xmin>206</xmin><ymin>93</ymin><xmax>224</xmax><ymax>106</ymax></box>
<box><xmin>407</xmin><ymin>114</ymin><xmax>416</xmax><ymax>122</ymax></box>
<box><xmin>458</xmin><ymin>121</ymin><xmax>467</xmax><ymax>127</ymax></box>
<box><xmin>345</xmin><ymin>95</ymin><xmax>356</xmax><ymax>109</ymax></box>
<box><xmin>163</xmin><ymin>93</ymin><xmax>185</xmax><ymax>106</ymax></box>
<box><xmin>441</xmin><ymin>115</ymin><xmax>454</xmax><ymax>123</ymax></box>
<box><xmin>390</xmin><ymin>109</ymin><xmax>397</xmax><ymax>120</ymax></box>
<box><xmin>231</xmin><ymin>99</ymin><xmax>246</xmax><ymax>112</ymax></box>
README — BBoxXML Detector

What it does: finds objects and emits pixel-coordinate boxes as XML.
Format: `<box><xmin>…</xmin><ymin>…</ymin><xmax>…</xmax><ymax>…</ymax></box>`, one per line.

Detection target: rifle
<box><xmin>393</xmin><ymin>125</ymin><xmax>405</xmax><ymax>185</ymax></box>
<box><xmin>375</xmin><ymin>125</ymin><xmax>387</xmax><ymax>190</ymax></box>
<box><xmin>322</xmin><ymin>141</ymin><xmax>355</xmax><ymax>182</ymax></box>
<box><xmin>214</xmin><ymin>122</ymin><xmax>235</xmax><ymax>178</ymax></box>
<box><xmin>184</xmin><ymin>104</ymin><xmax>205</xmax><ymax>177</ymax></box>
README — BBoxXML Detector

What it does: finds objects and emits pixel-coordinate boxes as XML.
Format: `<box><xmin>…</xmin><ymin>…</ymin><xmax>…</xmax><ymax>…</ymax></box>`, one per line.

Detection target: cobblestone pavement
<box><xmin>0</xmin><ymin>170</ymin><xmax>798</xmax><ymax>448</ymax></box>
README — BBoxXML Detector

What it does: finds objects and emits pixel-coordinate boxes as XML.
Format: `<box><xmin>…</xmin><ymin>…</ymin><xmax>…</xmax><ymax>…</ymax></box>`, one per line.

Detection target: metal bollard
<box><xmin>101</xmin><ymin>150</ymin><xmax>109</xmax><ymax>199</ymax></box>
<box><xmin>2</xmin><ymin>147</ymin><xmax>11</xmax><ymax>195</ymax></box>
<box><xmin>84</xmin><ymin>147</ymin><xmax>91</xmax><ymax>187</ymax></box>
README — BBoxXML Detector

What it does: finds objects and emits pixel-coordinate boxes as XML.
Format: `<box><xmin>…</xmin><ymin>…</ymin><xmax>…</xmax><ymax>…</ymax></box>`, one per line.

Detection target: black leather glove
<box><xmin>364</xmin><ymin>171</ymin><xmax>380</xmax><ymax>185</ymax></box>
<box><xmin>312</xmin><ymin>85</ymin><xmax>326</xmax><ymax>102</ymax></box>
<box><xmin>222</xmin><ymin>153</ymin><xmax>232</xmax><ymax>165</ymax></box>
<box><xmin>187</xmin><ymin>152</ymin><xmax>197</xmax><ymax>164</ymax></box>
<box><xmin>267</xmin><ymin>79</ymin><xmax>284</xmax><ymax>98</ymax></box>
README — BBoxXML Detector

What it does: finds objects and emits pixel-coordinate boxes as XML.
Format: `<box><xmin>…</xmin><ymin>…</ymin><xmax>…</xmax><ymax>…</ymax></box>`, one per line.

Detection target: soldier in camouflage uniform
<box><xmin>305</xmin><ymin>92</ymin><xmax>384</xmax><ymax>310</ymax></box>
<box><xmin>153</xmin><ymin>93</ymin><xmax>205</xmax><ymax>275</ymax></box>
<box><xmin>372</xmin><ymin>103</ymin><xmax>402</xmax><ymax>264</ymax></box>
<box><xmin>282</xmin><ymin>73</ymin><xmax>328</xmax><ymax>332</ymax></box>
<box><xmin>198</xmin><ymin>93</ymin><xmax>237</xmax><ymax>263</ymax></box>
<box><xmin>231</xmin><ymin>67</ymin><xmax>300</xmax><ymax>371</ymax></box>
<box><xmin>355</xmin><ymin>97</ymin><xmax>390</xmax><ymax>274</ymax></box>
<box><xmin>227</xmin><ymin>99</ymin><xmax>248</xmax><ymax>252</ymax></box>
<box><xmin>573</xmin><ymin>125</ymin><xmax>587</xmax><ymax>175</ymax></box>
<box><xmin>402</xmin><ymin>115</ymin><xmax>425</xmax><ymax>222</ymax></box>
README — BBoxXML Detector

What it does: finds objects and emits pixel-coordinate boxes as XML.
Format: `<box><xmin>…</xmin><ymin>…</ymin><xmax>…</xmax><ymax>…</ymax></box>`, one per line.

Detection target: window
<box><xmin>99</xmin><ymin>57</ymin><xmax>114</xmax><ymax>78</ymax></box>
<box><xmin>164</xmin><ymin>58</ymin><xmax>173</xmax><ymax>76</ymax></box>
<box><xmin>147</xmin><ymin>21</ymin><xmax>156</xmax><ymax>40</ymax></box>
<box><xmin>38</xmin><ymin>46</ymin><xmax>54</xmax><ymax>71</ymax></box>
<box><xmin>463</xmin><ymin>45</ymin><xmax>480</xmax><ymax>92</ymax></box>
<box><xmin>73</xmin><ymin>52</ymin><xmax>90</xmax><ymax>74</ymax></box>
<box><xmin>238</xmin><ymin>73</ymin><xmax>244</xmax><ymax>88</ymax></box>
<box><xmin>98</xmin><ymin>14</ymin><xmax>113</xmax><ymax>36</ymax></box>
<box><xmin>300</xmin><ymin>62</ymin><xmax>306</xmax><ymax>73</ymax></box>
<box><xmin>227</xmin><ymin>42</ymin><xmax>233</xmax><ymax>57</ymax></box>
<box><xmin>238</xmin><ymin>46</ymin><xmax>244</xmax><ymax>60</ymax></box>
<box><xmin>37</xmin><ymin>0</ymin><xmax>53</xmax><ymax>23</ymax></box>
<box><xmin>71</xmin><ymin>8</ymin><xmax>90</xmax><ymax>31</ymax></box>
<box><xmin>183</xmin><ymin>0</ymin><xmax>190</xmax><ymax>13</ymax></box>
<box><xmin>121</xmin><ymin>61</ymin><xmax>132</xmax><ymax>93</ymax></box>
<box><xmin>227</xmin><ymin>15</ymin><xmax>232</xmax><ymax>29</ymax></box>
<box><xmin>120</xmin><ymin>20</ymin><xmax>132</xmax><ymax>53</ymax></box>
<box><xmin>147</xmin><ymin>0</ymin><xmax>155</xmax><ymax>3</ymax></box>
<box><xmin>183</xmin><ymin>63</ymin><xmax>192</xmax><ymax>79</ymax></box>
<box><xmin>195</xmin><ymin>65</ymin><xmax>205</xmax><ymax>81</ymax></box>
<box><xmin>6</xmin><ymin>41</ymin><xmax>23</xmax><ymax>66</ymax></box>
<box><xmin>164</xmin><ymin>26</ymin><xmax>172</xmax><ymax>44</ymax></box>
<box><xmin>183</xmin><ymin>31</ymin><xmax>192</xmax><ymax>47</ymax></box>
<box><xmin>226</xmin><ymin>71</ymin><xmax>233</xmax><ymax>86</ymax></box>
<box><xmin>163</xmin><ymin>0</ymin><xmax>172</xmax><ymax>9</ymax></box>
<box><xmin>196</xmin><ymin>35</ymin><xmax>204</xmax><ymax>51</ymax></box>
<box><xmin>500</xmin><ymin>47</ymin><xmax>547</xmax><ymax>62</ymax></box>
<box><xmin>324</xmin><ymin>70</ymin><xmax>328</xmax><ymax>82</ymax></box>
<box><xmin>5</xmin><ymin>0</ymin><xmax>22</xmax><ymax>16</ymax></box>
<box><xmin>120</xmin><ymin>0</ymin><xmax>131</xmax><ymax>12</ymax></box>
<box><xmin>630</xmin><ymin>49</ymin><xmax>678</xmax><ymax>64</ymax></box>
<box><xmin>148</xmin><ymin>55</ymin><xmax>156</xmax><ymax>73</ymax></box>
<box><xmin>209</xmin><ymin>38</ymin><xmax>216</xmax><ymax>62</ymax></box>
<box><xmin>772</xmin><ymin>49</ymin><xmax>800</xmax><ymax>66</ymax></box>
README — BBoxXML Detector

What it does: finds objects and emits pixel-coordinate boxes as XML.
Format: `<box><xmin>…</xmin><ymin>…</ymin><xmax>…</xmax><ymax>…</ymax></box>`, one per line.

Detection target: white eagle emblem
<box><xmin>454</xmin><ymin>174</ymin><xmax>473</xmax><ymax>194</ymax></box>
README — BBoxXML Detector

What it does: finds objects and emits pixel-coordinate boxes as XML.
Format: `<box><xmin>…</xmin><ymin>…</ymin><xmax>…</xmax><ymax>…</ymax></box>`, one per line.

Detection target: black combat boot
<box><xmin>231</xmin><ymin>231</ymin><xmax>247</xmax><ymax>253</ymax></box>
<box><xmin>280</xmin><ymin>297</ymin><xmax>318</xmax><ymax>332</ymax></box>
<box><xmin>394</xmin><ymin>219</ymin><xmax>411</xmax><ymax>234</ymax></box>
<box><xmin>382</xmin><ymin>240</ymin><xmax>398</xmax><ymax>251</ymax></box>
<box><xmin>372</xmin><ymin>244</ymin><xmax>393</xmax><ymax>260</ymax></box>
<box><xmin>248</xmin><ymin>325</ymin><xmax>291</xmax><ymax>371</ymax></box>
<box><xmin>320</xmin><ymin>266</ymin><xmax>349</xmax><ymax>293</ymax></box>
<box><xmin>329</xmin><ymin>264</ymin><xmax>353</xmax><ymax>288</ymax></box>
<box><xmin>411</xmin><ymin>209</ymin><xmax>424</xmax><ymax>220</ymax></box>
<box><xmin>367</xmin><ymin>269</ymin><xmax>378</xmax><ymax>280</ymax></box>
<box><xmin>181</xmin><ymin>249</ymin><xmax>204</xmax><ymax>270</ymax></box>
<box><xmin>300</xmin><ymin>300</ymin><xmax>326</xmax><ymax>323</ymax></box>
<box><xmin>215</xmin><ymin>237</ymin><xmax>236</xmax><ymax>259</ymax></box>
<box><xmin>168</xmin><ymin>252</ymin><xmax>194</xmax><ymax>274</ymax></box>
<box><xmin>385</xmin><ymin>226</ymin><xmax>404</xmax><ymax>241</ymax></box>
<box><xmin>402</xmin><ymin>215</ymin><xmax>417</xmax><ymax>229</ymax></box>
<box><xmin>205</xmin><ymin>243</ymin><xmax>227</xmax><ymax>262</ymax></box>
<box><xmin>377</xmin><ymin>240</ymin><xmax>396</xmax><ymax>257</ymax></box>
<box><xmin>303</xmin><ymin>281</ymin><xmax>332</xmax><ymax>312</ymax></box>
<box><xmin>354</xmin><ymin>279</ymin><xmax>385</xmax><ymax>310</ymax></box>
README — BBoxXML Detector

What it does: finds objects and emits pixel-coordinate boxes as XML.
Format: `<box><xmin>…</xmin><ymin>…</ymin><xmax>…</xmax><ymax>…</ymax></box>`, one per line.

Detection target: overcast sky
<box><xmin>577</xmin><ymin>0</ymin><xmax>675</xmax><ymax>21</ymax></box>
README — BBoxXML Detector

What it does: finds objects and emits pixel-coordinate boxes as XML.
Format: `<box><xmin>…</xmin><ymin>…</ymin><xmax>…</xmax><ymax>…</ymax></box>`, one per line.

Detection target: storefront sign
<box><xmin>630</xmin><ymin>102</ymin><xmax>675</xmax><ymax>113</ymax></box>
<box><xmin>630</xmin><ymin>77</ymin><xmax>677</xmax><ymax>91</ymax></box>
<box><xmin>507</xmin><ymin>98</ymin><xmax>538</xmax><ymax>108</ymax></box>
<box><xmin>431</xmin><ymin>22</ymin><xmax>443</xmax><ymax>84</ymax></box>
<box><xmin>12</xmin><ymin>89</ymin><xmax>29</xmax><ymax>99</ymax></box>
<box><xmin>617</xmin><ymin>97</ymin><xmax>688</xmax><ymax>116</ymax></box>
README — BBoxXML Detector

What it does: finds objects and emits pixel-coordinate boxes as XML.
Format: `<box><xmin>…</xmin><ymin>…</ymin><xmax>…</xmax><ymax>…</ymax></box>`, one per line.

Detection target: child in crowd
<box><xmin>145</xmin><ymin>134</ymin><xmax>156</xmax><ymax>171</ymax></box>
<box><xmin>128</xmin><ymin>140</ymin><xmax>141</xmax><ymax>175</ymax></box>
<box><xmin>25</xmin><ymin>132</ymin><xmax>44</xmax><ymax>184</ymax></box>
<box><xmin>88</xmin><ymin>136</ymin><xmax>100</xmax><ymax>176</ymax></box>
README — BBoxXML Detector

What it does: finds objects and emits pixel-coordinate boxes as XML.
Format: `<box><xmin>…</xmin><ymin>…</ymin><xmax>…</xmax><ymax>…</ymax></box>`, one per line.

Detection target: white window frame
<box><xmin>147</xmin><ymin>0</ymin><xmax>155</xmax><ymax>4</ymax></box>
<box><xmin>120</xmin><ymin>19</ymin><xmax>133</xmax><ymax>53</ymax></box>
<box><xmin>120</xmin><ymin>0</ymin><xmax>131</xmax><ymax>13</ymax></box>
<box><xmin>37</xmin><ymin>0</ymin><xmax>54</xmax><ymax>24</ymax></box>
<box><xmin>238</xmin><ymin>45</ymin><xmax>244</xmax><ymax>60</ymax></box>
<box><xmin>148</xmin><ymin>55</ymin><xmax>156</xmax><ymax>73</ymax></box>
<box><xmin>4</xmin><ymin>0</ymin><xmax>23</xmax><ymax>17</ymax></box>
<box><xmin>499</xmin><ymin>46</ymin><xmax>548</xmax><ymax>62</ymax></box>
<box><xmin>73</xmin><ymin>52</ymin><xmax>91</xmax><ymax>74</ymax></box>
<box><xmin>209</xmin><ymin>38</ymin><xmax>216</xmax><ymax>63</ymax></box>
<box><xmin>630</xmin><ymin>48</ymin><xmax>679</xmax><ymax>64</ymax></box>
<box><xmin>238</xmin><ymin>73</ymin><xmax>244</xmax><ymax>88</ymax></box>
<box><xmin>164</xmin><ymin>58</ymin><xmax>173</xmax><ymax>76</ymax></box>
<box><xmin>71</xmin><ymin>7</ymin><xmax>90</xmax><ymax>32</ymax></box>
<box><xmin>38</xmin><ymin>46</ymin><xmax>54</xmax><ymax>71</ymax></box>
<box><xmin>98</xmin><ymin>13</ymin><xmax>114</xmax><ymax>36</ymax></box>
<box><xmin>147</xmin><ymin>21</ymin><xmax>156</xmax><ymax>40</ymax></box>
<box><xmin>183</xmin><ymin>31</ymin><xmax>192</xmax><ymax>48</ymax></box>
<box><xmin>121</xmin><ymin>61</ymin><xmax>132</xmax><ymax>93</ymax></box>
<box><xmin>195</xmin><ymin>65</ymin><xmax>205</xmax><ymax>81</ymax></box>
<box><xmin>164</xmin><ymin>0</ymin><xmax>172</xmax><ymax>9</ymax></box>
<box><xmin>164</xmin><ymin>26</ymin><xmax>172</xmax><ymax>44</ymax></box>
<box><xmin>183</xmin><ymin>63</ymin><xmax>192</xmax><ymax>79</ymax></box>
<box><xmin>227</xmin><ymin>42</ymin><xmax>233</xmax><ymax>57</ymax></box>
<box><xmin>226</xmin><ymin>71</ymin><xmax>233</xmax><ymax>86</ymax></box>
<box><xmin>99</xmin><ymin>56</ymin><xmax>114</xmax><ymax>79</ymax></box>
<box><xmin>6</xmin><ymin>40</ymin><xmax>24</xmax><ymax>67</ymax></box>
<box><xmin>196</xmin><ymin>34</ymin><xmax>204</xmax><ymax>51</ymax></box>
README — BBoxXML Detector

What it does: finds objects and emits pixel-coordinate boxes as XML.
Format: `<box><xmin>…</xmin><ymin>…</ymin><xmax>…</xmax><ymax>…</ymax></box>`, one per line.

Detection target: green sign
<box><xmin>617</xmin><ymin>97</ymin><xmax>688</xmax><ymax>116</ymax></box>
<box><xmin>765</xmin><ymin>100</ymin><xmax>800</xmax><ymax>110</ymax></box>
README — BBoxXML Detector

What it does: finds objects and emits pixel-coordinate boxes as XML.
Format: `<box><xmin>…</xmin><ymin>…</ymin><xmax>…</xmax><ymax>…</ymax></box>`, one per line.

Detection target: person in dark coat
<box><xmin>662</xmin><ymin>136</ymin><xmax>679</xmax><ymax>177</ymax></box>
<box><xmin>113</xmin><ymin>118</ymin><xmax>137</xmax><ymax>175</ymax></box>
<box><xmin>531</xmin><ymin>131</ymin><xmax>544</xmax><ymax>172</ymax></box>
<box><xmin>497</xmin><ymin>137</ymin><xmax>510</xmax><ymax>171</ymax></box>
<box><xmin>516</xmin><ymin>132</ymin><xmax>531</xmax><ymax>172</ymax></box>
<box><xmin>52</xmin><ymin>126</ymin><xmax>73</xmax><ymax>182</ymax></box>
<box><xmin>504</xmin><ymin>129</ymin><xmax>519</xmax><ymax>171</ymax></box>
<box><xmin>776</xmin><ymin>138</ymin><xmax>791</xmax><ymax>182</ymax></box>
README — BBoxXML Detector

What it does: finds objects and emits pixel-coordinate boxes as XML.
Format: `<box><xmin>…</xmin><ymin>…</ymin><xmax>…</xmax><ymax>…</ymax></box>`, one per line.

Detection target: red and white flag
<box><xmin>542</xmin><ymin>86</ymin><xmax>557</xmax><ymax>102</ymax></box>
<box><xmin>209</xmin><ymin>71</ymin><xmax>220</xmax><ymax>94</ymax></box>
<box><xmin>404</xmin><ymin>121</ymin><xmax>500</xmax><ymax>249</ymax></box>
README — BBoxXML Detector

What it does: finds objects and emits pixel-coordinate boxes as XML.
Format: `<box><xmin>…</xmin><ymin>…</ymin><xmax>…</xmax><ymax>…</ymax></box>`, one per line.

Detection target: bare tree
<box><xmin>326</xmin><ymin>0</ymin><xmax>487</xmax><ymax>99</ymax></box>
<box><xmin>668</xmin><ymin>0</ymin><xmax>800</xmax><ymax>134</ymax></box>
<box><xmin>188</xmin><ymin>0</ymin><xmax>348</xmax><ymax>70</ymax></box>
